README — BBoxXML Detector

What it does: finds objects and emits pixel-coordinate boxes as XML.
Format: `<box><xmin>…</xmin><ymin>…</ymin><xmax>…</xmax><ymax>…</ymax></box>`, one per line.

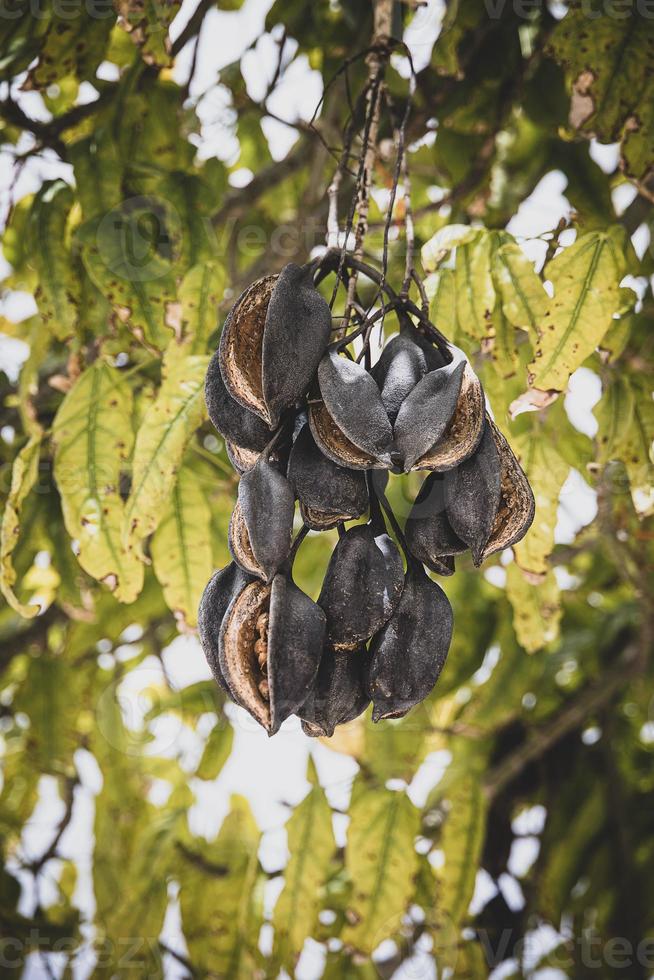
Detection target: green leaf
<box><xmin>421</xmin><ymin>224</ymin><xmax>480</xmax><ymax>271</ymax></box>
<box><xmin>427</xmin><ymin>268</ymin><xmax>457</xmax><ymax>337</ymax></box>
<box><xmin>176</xmin><ymin>261</ymin><xmax>226</xmax><ymax>354</ymax></box>
<box><xmin>435</xmin><ymin>775</ymin><xmax>486</xmax><ymax>927</ymax></box>
<box><xmin>124</xmin><ymin>348</ymin><xmax>210</xmax><ymax>548</ymax></box>
<box><xmin>343</xmin><ymin>785</ymin><xmax>419</xmax><ymax>954</ymax></box>
<box><xmin>116</xmin><ymin>0</ymin><xmax>182</xmax><ymax>67</ymax></box>
<box><xmin>28</xmin><ymin>180</ymin><xmax>79</xmax><ymax>340</ymax></box>
<box><xmin>150</xmin><ymin>459</ymin><xmax>213</xmax><ymax>627</ymax></box>
<box><xmin>492</xmin><ymin>240</ymin><xmax>549</xmax><ymax>333</ymax></box>
<box><xmin>0</xmin><ymin>433</ymin><xmax>43</xmax><ymax>617</ymax></box>
<box><xmin>454</xmin><ymin>233</ymin><xmax>496</xmax><ymax>340</ymax></box>
<box><xmin>272</xmin><ymin>758</ymin><xmax>336</xmax><ymax>969</ymax></box>
<box><xmin>512</xmin><ymin>431</ymin><xmax>570</xmax><ymax>575</ymax></box>
<box><xmin>595</xmin><ymin>376</ymin><xmax>654</xmax><ymax>516</ymax></box>
<box><xmin>549</xmin><ymin>3</ymin><xmax>654</xmax><ymax>180</ymax></box>
<box><xmin>52</xmin><ymin>361</ymin><xmax>144</xmax><ymax>603</ymax></box>
<box><xmin>26</xmin><ymin>4</ymin><xmax>112</xmax><ymax>89</ymax></box>
<box><xmin>195</xmin><ymin>721</ymin><xmax>233</xmax><ymax>781</ymax></box>
<box><xmin>505</xmin><ymin>563</ymin><xmax>561</xmax><ymax>653</ymax></box>
<box><xmin>77</xmin><ymin>207</ymin><xmax>176</xmax><ymax>350</ymax></box>
<box><xmin>529</xmin><ymin>229</ymin><xmax>627</xmax><ymax>391</ymax></box>
<box><xmin>178</xmin><ymin>796</ymin><xmax>262</xmax><ymax>977</ymax></box>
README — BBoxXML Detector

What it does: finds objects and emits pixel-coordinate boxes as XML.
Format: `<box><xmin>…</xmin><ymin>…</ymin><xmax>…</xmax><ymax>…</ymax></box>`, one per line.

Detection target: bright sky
<box><xmin>1</xmin><ymin>2</ymin><xmax>648</xmax><ymax>977</ymax></box>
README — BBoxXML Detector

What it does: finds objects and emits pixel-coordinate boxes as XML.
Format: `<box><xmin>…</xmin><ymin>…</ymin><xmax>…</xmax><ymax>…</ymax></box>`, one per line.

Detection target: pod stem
<box><xmin>285</xmin><ymin>524</ymin><xmax>310</xmax><ymax>573</ymax></box>
<box><xmin>377</xmin><ymin>488</ymin><xmax>416</xmax><ymax>570</ymax></box>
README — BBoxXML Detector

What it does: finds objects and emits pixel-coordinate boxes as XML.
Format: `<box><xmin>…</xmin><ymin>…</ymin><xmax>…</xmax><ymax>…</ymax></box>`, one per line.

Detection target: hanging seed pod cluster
<box><xmin>199</xmin><ymin>251</ymin><xmax>535</xmax><ymax>737</ymax></box>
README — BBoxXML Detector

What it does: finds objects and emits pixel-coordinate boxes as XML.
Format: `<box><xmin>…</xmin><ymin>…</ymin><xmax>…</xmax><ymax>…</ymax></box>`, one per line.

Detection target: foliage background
<box><xmin>0</xmin><ymin>0</ymin><xmax>653</xmax><ymax>976</ymax></box>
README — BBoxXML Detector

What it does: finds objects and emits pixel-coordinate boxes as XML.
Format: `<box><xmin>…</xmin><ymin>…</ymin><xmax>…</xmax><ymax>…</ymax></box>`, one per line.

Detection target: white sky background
<box><xmin>1</xmin><ymin>1</ymin><xmax>650</xmax><ymax>977</ymax></box>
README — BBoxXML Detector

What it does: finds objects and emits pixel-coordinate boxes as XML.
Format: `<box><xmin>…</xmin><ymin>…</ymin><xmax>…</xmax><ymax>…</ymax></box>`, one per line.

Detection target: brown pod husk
<box><xmin>371</xmin><ymin>331</ymin><xmax>428</xmax><ymax>424</ymax></box>
<box><xmin>366</xmin><ymin>562</ymin><xmax>453</xmax><ymax>721</ymax></box>
<box><xmin>299</xmin><ymin>644</ymin><xmax>371</xmax><ymax>737</ymax></box>
<box><xmin>225</xmin><ymin>439</ymin><xmax>260</xmax><ymax>474</ymax></box>
<box><xmin>198</xmin><ymin>562</ymin><xmax>253</xmax><ymax>695</ymax></box>
<box><xmin>219</xmin><ymin>265</ymin><xmax>331</xmax><ymax>428</ymax></box>
<box><xmin>229</xmin><ymin>456</ymin><xmax>295</xmax><ymax>581</ymax></box>
<box><xmin>308</xmin><ymin>401</ymin><xmax>380</xmax><ymax>470</ymax></box>
<box><xmin>444</xmin><ymin>419</ymin><xmax>501</xmax><ymax>566</ymax></box>
<box><xmin>288</xmin><ymin>423</ymin><xmax>368</xmax><ymax>530</ymax></box>
<box><xmin>318</xmin><ymin>349</ymin><xmax>393</xmax><ymax>466</ymax></box>
<box><xmin>205</xmin><ymin>350</ymin><xmax>271</xmax><ymax>452</ymax></box>
<box><xmin>393</xmin><ymin>345</ymin><xmax>467</xmax><ymax>472</ymax></box>
<box><xmin>404</xmin><ymin>473</ymin><xmax>464</xmax><ymax>575</ymax></box>
<box><xmin>219</xmin><ymin>573</ymin><xmax>325</xmax><ymax>735</ymax></box>
<box><xmin>480</xmin><ymin>417</ymin><xmax>535</xmax><ymax>561</ymax></box>
<box><xmin>412</xmin><ymin>358</ymin><xmax>485</xmax><ymax>472</ymax></box>
<box><xmin>318</xmin><ymin>523</ymin><xmax>404</xmax><ymax>648</ymax></box>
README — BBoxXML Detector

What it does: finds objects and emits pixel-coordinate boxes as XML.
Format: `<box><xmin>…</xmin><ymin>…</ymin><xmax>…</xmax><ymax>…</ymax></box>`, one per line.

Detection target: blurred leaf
<box><xmin>505</xmin><ymin>563</ymin><xmax>561</xmax><ymax>654</ymax></box>
<box><xmin>492</xmin><ymin>240</ymin><xmax>549</xmax><ymax>334</ymax></box>
<box><xmin>28</xmin><ymin>180</ymin><xmax>79</xmax><ymax>340</ymax></box>
<box><xmin>513</xmin><ymin>431</ymin><xmax>570</xmax><ymax>576</ymax></box>
<box><xmin>435</xmin><ymin>775</ymin><xmax>486</xmax><ymax>927</ymax></box>
<box><xmin>0</xmin><ymin>433</ymin><xmax>42</xmax><ymax>617</ymax></box>
<box><xmin>195</xmin><ymin>721</ymin><xmax>233</xmax><ymax>780</ymax></box>
<box><xmin>52</xmin><ymin>361</ymin><xmax>144</xmax><ymax>602</ymax></box>
<box><xmin>343</xmin><ymin>784</ymin><xmax>420</xmax><ymax>955</ymax></box>
<box><xmin>116</xmin><ymin>0</ymin><xmax>181</xmax><ymax>67</ymax></box>
<box><xmin>177</xmin><ymin>261</ymin><xmax>226</xmax><ymax>353</ymax></box>
<box><xmin>595</xmin><ymin>375</ymin><xmax>654</xmax><ymax>517</ymax></box>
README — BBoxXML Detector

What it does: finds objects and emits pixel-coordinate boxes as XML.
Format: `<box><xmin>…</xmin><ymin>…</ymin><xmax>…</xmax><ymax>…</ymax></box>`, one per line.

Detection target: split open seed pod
<box><xmin>318</xmin><ymin>523</ymin><xmax>404</xmax><ymax>649</ymax></box>
<box><xmin>299</xmin><ymin>643</ymin><xmax>371</xmax><ymax>737</ymax></box>
<box><xmin>366</xmin><ymin>562</ymin><xmax>453</xmax><ymax>721</ymax></box>
<box><xmin>198</xmin><ymin>562</ymin><xmax>253</xmax><ymax>695</ymax></box>
<box><xmin>444</xmin><ymin>418</ymin><xmax>501</xmax><ymax>566</ymax></box>
<box><xmin>288</xmin><ymin>423</ymin><xmax>368</xmax><ymax>530</ymax></box>
<box><xmin>309</xmin><ymin>400</ymin><xmax>382</xmax><ymax>470</ymax></box>
<box><xmin>393</xmin><ymin>344</ymin><xmax>468</xmax><ymax>471</ymax></box>
<box><xmin>205</xmin><ymin>350</ymin><xmax>272</xmax><ymax>453</ymax></box>
<box><xmin>479</xmin><ymin>417</ymin><xmax>535</xmax><ymax>561</ymax></box>
<box><xmin>225</xmin><ymin>440</ymin><xmax>260</xmax><ymax>474</ymax></box>
<box><xmin>219</xmin><ymin>263</ymin><xmax>332</xmax><ymax>428</ymax></box>
<box><xmin>219</xmin><ymin>573</ymin><xmax>326</xmax><ymax>735</ymax></box>
<box><xmin>316</xmin><ymin>348</ymin><xmax>393</xmax><ymax>467</ymax></box>
<box><xmin>404</xmin><ymin>473</ymin><xmax>463</xmax><ymax>575</ymax></box>
<box><xmin>410</xmin><ymin>349</ymin><xmax>485</xmax><ymax>472</ymax></box>
<box><xmin>228</xmin><ymin>456</ymin><xmax>295</xmax><ymax>581</ymax></box>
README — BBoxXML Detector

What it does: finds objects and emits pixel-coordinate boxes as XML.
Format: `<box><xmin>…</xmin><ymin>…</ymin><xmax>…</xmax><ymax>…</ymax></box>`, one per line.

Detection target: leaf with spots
<box><xmin>454</xmin><ymin>233</ymin><xmax>496</xmax><ymax>341</ymax></box>
<box><xmin>77</xmin><ymin>206</ymin><xmax>176</xmax><ymax>350</ymax></box>
<box><xmin>595</xmin><ymin>375</ymin><xmax>654</xmax><ymax>517</ymax></box>
<box><xmin>427</xmin><ymin>267</ymin><xmax>457</xmax><ymax>338</ymax></box>
<box><xmin>272</xmin><ymin>758</ymin><xmax>335</xmax><ymax>970</ymax></box>
<box><xmin>492</xmin><ymin>240</ymin><xmax>549</xmax><ymax>334</ymax></box>
<box><xmin>176</xmin><ymin>261</ymin><xmax>226</xmax><ymax>354</ymax></box>
<box><xmin>28</xmin><ymin>180</ymin><xmax>79</xmax><ymax>341</ymax></box>
<box><xmin>52</xmin><ymin>361</ymin><xmax>144</xmax><ymax>603</ymax></box>
<box><xmin>505</xmin><ymin>562</ymin><xmax>561</xmax><ymax>653</ymax></box>
<box><xmin>25</xmin><ymin>1</ymin><xmax>112</xmax><ymax>89</ymax></box>
<box><xmin>150</xmin><ymin>458</ymin><xmax>213</xmax><ymax>628</ymax></box>
<box><xmin>116</xmin><ymin>0</ymin><xmax>181</xmax><ymax>67</ymax></box>
<box><xmin>124</xmin><ymin>347</ymin><xmax>210</xmax><ymax>549</ymax></box>
<box><xmin>343</xmin><ymin>783</ymin><xmax>420</xmax><ymax>955</ymax></box>
<box><xmin>434</xmin><ymin>775</ymin><xmax>486</xmax><ymax>928</ymax></box>
<box><xmin>0</xmin><ymin>433</ymin><xmax>43</xmax><ymax>618</ymax></box>
<box><xmin>529</xmin><ymin>229</ymin><xmax>627</xmax><ymax>392</ymax></box>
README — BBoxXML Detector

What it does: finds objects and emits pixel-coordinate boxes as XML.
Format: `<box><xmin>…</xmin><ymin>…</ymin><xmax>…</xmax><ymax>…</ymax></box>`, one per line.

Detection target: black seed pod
<box><xmin>412</xmin><ymin>355</ymin><xmax>485</xmax><ymax>472</ymax></box>
<box><xmin>480</xmin><ymin>417</ymin><xmax>535</xmax><ymax>561</ymax></box>
<box><xmin>371</xmin><ymin>331</ymin><xmax>428</xmax><ymax>424</ymax></box>
<box><xmin>366</xmin><ymin>563</ymin><xmax>453</xmax><ymax>721</ymax></box>
<box><xmin>198</xmin><ymin>562</ymin><xmax>253</xmax><ymax>694</ymax></box>
<box><xmin>219</xmin><ymin>573</ymin><xmax>326</xmax><ymax>735</ymax></box>
<box><xmin>229</xmin><ymin>456</ymin><xmax>295</xmax><ymax>581</ymax></box>
<box><xmin>299</xmin><ymin>644</ymin><xmax>371</xmax><ymax>737</ymax></box>
<box><xmin>404</xmin><ymin>473</ymin><xmax>464</xmax><ymax>575</ymax></box>
<box><xmin>309</xmin><ymin>400</ymin><xmax>380</xmax><ymax>470</ymax></box>
<box><xmin>205</xmin><ymin>350</ymin><xmax>272</xmax><ymax>452</ymax></box>
<box><xmin>318</xmin><ymin>523</ymin><xmax>404</xmax><ymax>648</ymax></box>
<box><xmin>444</xmin><ymin>419</ymin><xmax>501</xmax><ymax>566</ymax></box>
<box><xmin>288</xmin><ymin>423</ymin><xmax>368</xmax><ymax>530</ymax></box>
<box><xmin>219</xmin><ymin>263</ymin><xmax>331</xmax><ymax>428</ymax></box>
<box><xmin>225</xmin><ymin>440</ymin><xmax>260</xmax><ymax>474</ymax></box>
<box><xmin>393</xmin><ymin>346</ymin><xmax>467</xmax><ymax>471</ymax></box>
<box><xmin>318</xmin><ymin>349</ymin><xmax>393</xmax><ymax>466</ymax></box>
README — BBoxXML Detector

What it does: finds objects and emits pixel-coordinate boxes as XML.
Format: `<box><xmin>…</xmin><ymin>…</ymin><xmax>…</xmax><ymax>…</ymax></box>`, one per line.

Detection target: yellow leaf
<box><xmin>529</xmin><ymin>229</ymin><xmax>626</xmax><ymax>391</ymax></box>
<box><xmin>505</xmin><ymin>563</ymin><xmax>561</xmax><ymax>653</ymax></box>
<box><xmin>428</xmin><ymin>267</ymin><xmax>457</xmax><ymax>337</ymax></box>
<box><xmin>513</xmin><ymin>432</ymin><xmax>570</xmax><ymax>575</ymax></box>
<box><xmin>435</xmin><ymin>775</ymin><xmax>486</xmax><ymax>928</ymax></box>
<box><xmin>272</xmin><ymin>759</ymin><xmax>335</xmax><ymax>969</ymax></box>
<box><xmin>124</xmin><ymin>350</ymin><xmax>210</xmax><ymax>548</ymax></box>
<box><xmin>595</xmin><ymin>376</ymin><xmax>654</xmax><ymax>516</ymax></box>
<box><xmin>493</xmin><ymin>240</ymin><xmax>550</xmax><ymax>333</ymax></box>
<box><xmin>0</xmin><ymin>433</ymin><xmax>43</xmax><ymax>617</ymax></box>
<box><xmin>455</xmin><ymin>234</ymin><xmax>496</xmax><ymax>340</ymax></box>
<box><xmin>150</xmin><ymin>460</ymin><xmax>213</xmax><ymax>627</ymax></box>
<box><xmin>421</xmin><ymin>224</ymin><xmax>480</xmax><ymax>271</ymax></box>
<box><xmin>178</xmin><ymin>261</ymin><xmax>226</xmax><ymax>354</ymax></box>
<box><xmin>53</xmin><ymin>361</ymin><xmax>143</xmax><ymax>602</ymax></box>
<box><xmin>343</xmin><ymin>785</ymin><xmax>419</xmax><ymax>954</ymax></box>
